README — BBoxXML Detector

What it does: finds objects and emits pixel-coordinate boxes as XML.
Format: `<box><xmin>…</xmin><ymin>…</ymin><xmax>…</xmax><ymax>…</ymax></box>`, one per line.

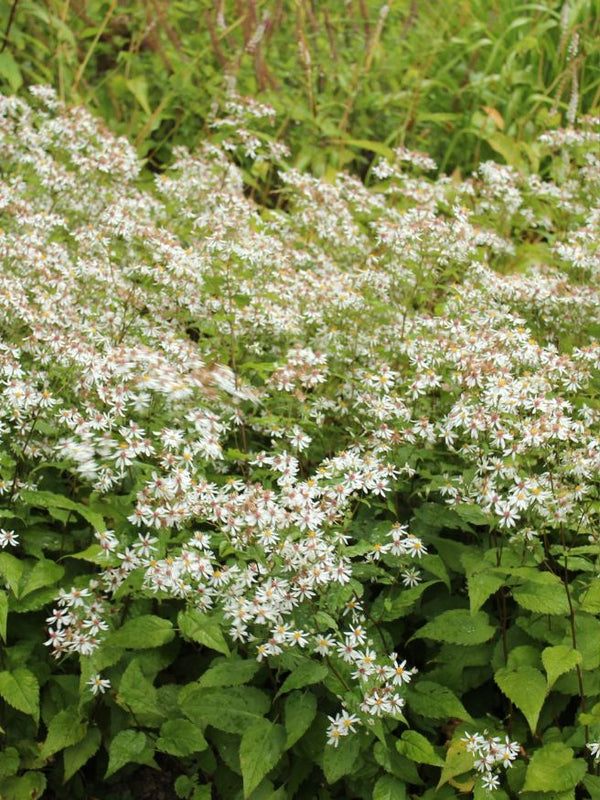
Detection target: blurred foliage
<box><xmin>0</xmin><ymin>0</ymin><xmax>598</xmax><ymax>175</ymax></box>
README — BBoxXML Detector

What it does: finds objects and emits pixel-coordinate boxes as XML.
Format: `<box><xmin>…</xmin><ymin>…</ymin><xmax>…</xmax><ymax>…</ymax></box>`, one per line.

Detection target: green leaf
<box><xmin>523</xmin><ymin>743</ymin><xmax>587</xmax><ymax>792</ymax></box>
<box><xmin>116</xmin><ymin>659</ymin><xmax>160</xmax><ymax>718</ymax></box>
<box><xmin>454</xmin><ymin>504</ymin><xmax>490</xmax><ymax>526</ymax></box>
<box><xmin>569</xmin><ymin>615</ymin><xmax>600</xmax><ymax>670</ymax></box>
<box><xmin>0</xmin><ymin>591</ymin><xmax>7</xmax><ymax>642</ymax></box>
<box><xmin>174</xmin><ymin>776</ymin><xmax>195</xmax><ymax>799</ymax></box>
<box><xmin>0</xmin><ymin>668</ymin><xmax>39</xmax><ymax>721</ymax></box>
<box><xmin>110</xmin><ymin>615</ymin><xmax>174</xmax><ymax>649</ymax></box>
<box><xmin>0</xmin><ymin>51</ymin><xmax>22</xmax><ymax>92</ymax></box>
<box><xmin>125</xmin><ymin>76</ymin><xmax>151</xmax><ymax>114</ymax></box>
<box><xmin>240</xmin><ymin>718</ymin><xmax>285</xmax><ymax>798</ymax></box>
<box><xmin>180</xmin><ymin>685</ymin><xmax>270</xmax><ymax>734</ymax></box>
<box><xmin>63</xmin><ymin>727</ymin><xmax>101</xmax><ymax>783</ymax></box>
<box><xmin>438</xmin><ymin>741</ymin><xmax>474</xmax><ymax>790</ymax></box>
<box><xmin>20</xmin><ymin>489</ymin><xmax>104</xmax><ymax>530</ymax></box>
<box><xmin>512</xmin><ymin>582</ymin><xmax>569</xmax><ymax>615</ymax></box>
<box><xmin>0</xmin><ymin>771</ymin><xmax>46</xmax><ymax>800</ymax></box>
<box><xmin>580</xmin><ymin>582</ymin><xmax>600</xmax><ymax>614</ymax></box>
<box><xmin>373</xmin><ymin>775</ymin><xmax>407</xmax><ymax>800</ymax></box>
<box><xmin>374</xmin><ymin>741</ymin><xmax>424</xmax><ymax>785</ymax></box>
<box><xmin>422</xmin><ymin>555</ymin><xmax>450</xmax><ymax>589</ymax></box>
<box><xmin>542</xmin><ymin>646</ymin><xmax>582</xmax><ymax>689</ymax></box>
<box><xmin>157</xmin><ymin>719</ymin><xmax>208</xmax><ymax>757</ymax></box>
<box><xmin>483</xmin><ymin>131</ymin><xmax>526</xmax><ymax>169</ymax></box>
<box><xmin>0</xmin><ymin>748</ymin><xmax>19</xmax><ymax>779</ymax></box>
<box><xmin>333</xmin><ymin>137</ymin><xmax>396</xmax><ymax>160</ymax></box>
<box><xmin>582</xmin><ymin>775</ymin><xmax>600</xmax><ymax>800</ymax></box>
<box><xmin>284</xmin><ymin>691</ymin><xmax>317</xmax><ymax>749</ymax></box>
<box><xmin>67</xmin><ymin>544</ymin><xmax>118</xmax><ymax>567</ymax></box>
<box><xmin>468</xmin><ymin>570</ymin><xmax>506</xmax><ymax>614</ymax></box>
<box><xmin>413</xmin><ymin>610</ymin><xmax>495</xmax><ymax>646</ymax></box>
<box><xmin>178</xmin><ymin>608</ymin><xmax>230</xmax><ymax>655</ymax></box>
<box><xmin>20</xmin><ymin>558</ymin><xmax>64</xmax><ymax>598</ymax></box>
<box><xmin>381</xmin><ymin>581</ymin><xmax>439</xmax><ymax>620</ymax></box>
<box><xmin>407</xmin><ymin>680</ymin><xmax>472</xmax><ymax>721</ymax></box>
<box><xmin>41</xmin><ymin>707</ymin><xmax>87</xmax><ymax>758</ymax></box>
<box><xmin>322</xmin><ymin>731</ymin><xmax>361</xmax><ymax>783</ymax></box>
<box><xmin>106</xmin><ymin>730</ymin><xmax>149</xmax><ymax>777</ymax></box>
<box><xmin>495</xmin><ymin>666</ymin><xmax>547</xmax><ymax>732</ymax></box>
<box><xmin>396</xmin><ymin>731</ymin><xmax>444</xmax><ymax>766</ymax></box>
<box><xmin>277</xmin><ymin>661</ymin><xmax>328</xmax><ymax>696</ymax></box>
<box><xmin>198</xmin><ymin>657</ymin><xmax>260</xmax><ymax>688</ymax></box>
<box><xmin>0</xmin><ymin>553</ymin><xmax>24</xmax><ymax>596</ymax></box>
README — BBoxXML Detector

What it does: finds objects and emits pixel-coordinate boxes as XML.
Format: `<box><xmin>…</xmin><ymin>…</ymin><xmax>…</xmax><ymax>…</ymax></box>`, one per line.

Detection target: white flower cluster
<box><xmin>0</xmin><ymin>87</ymin><xmax>598</xmax><ymax>750</ymax></box>
<box><xmin>463</xmin><ymin>730</ymin><xmax>520</xmax><ymax>791</ymax></box>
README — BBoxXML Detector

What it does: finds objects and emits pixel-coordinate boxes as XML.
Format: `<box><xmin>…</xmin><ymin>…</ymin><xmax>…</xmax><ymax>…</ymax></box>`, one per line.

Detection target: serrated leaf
<box><xmin>568</xmin><ymin>615</ymin><xmax>600</xmax><ymax>670</ymax></box>
<box><xmin>495</xmin><ymin>666</ymin><xmax>547</xmax><ymax>732</ymax></box>
<box><xmin>110</xmin><ymin>615</ymin><xmax>174</xmax><ymax>649</ymax></box>
<box><xmin>174</xmin><ymin>775</ymin><xmax>195</xmax><ymax>798</ymax></box>
<box><xmin>373</xmin><ymin>775</ymin><xmax>407</xmax><ymax>800</ymax></box>
<box><xmin>523</xmin><ymin>743</ymin><xmax>587</xmax><ymax>792</ymax></box>
<box><xmin>322</xmin><ymin>731</ymin><xmax>361</xmax><ymax>783</ymax></box>
<box><xmin>105</xmin><ymin>730</ymin><xmax>148</xmax><ymax>777</ymax></box>
<box><xmin>180</xmin><ymin>685</ymin><xmax>270</xmax><ymax>733</ymax></box>
<box><xmin>580</xmin><ymin>581</ymin><xmax>600</xmax><ymax>614</ymax></box>
<box><xmin>0</xmin><ymin>770</ymin><xmax>46</xmax><ymax>800</ymax></box>
<box><xmin>284</xmin><ymin>691</ymin><xmax>317</xmax><ymax>749</ymax></box>
<box><xmin>117</xmin><ymin>659</ymin><xmax>160</xmax><ymax>718</ymax></box>
<box><xmin>157</xmin><ymin>719</ymin><xmax>208</xmax><ymax>756</ymax></box>
<box><xmin>20</xmin><ymin>558</ymin><xmax>64</xmax><ymax>598</ymax></box>
<box><xmin>468</xmin><ymin>570</ymin><xmax>506</xmax><ymax>614</ymax></box>
<box><xmin>438</xmin><ymin>741</ymin><xmax>475</xmax><ymax>789</ymax></box>
<box><xmin>41</xmin><ymin>707</ymin><xmax>86</xmax><ymax>758</ymax></box>
<box><xmin>0</xmin><ymin>553</ymin><xmax>24</xmax><ymax>596</ymax></box>
<box><xmin>20</xmin><ymin>489</ymin><xmax>105</xmax><ymax>530</ymax></box>
<box><xmin>240</xmin><ymin>718</ymin><xmax>285</xmax><ymax>798</ymax></box>
<box><xmin>0</xmin><ymin>747</ymin><xmax>19</xmax><ymax>779</ymax></box>
<box><xmin>583</xmin><ymin>775</ymin><xmax>600</xmax><ymax>800</ymax></box>
<box><xmin>396</xmin><ymin>730</ymin><xmax>444</xmax><ymax>766</ymax></box>
<box><xmin>542</xmin><ymin>646</ymin><xmax>582</xmax><ymax>688</ymax></box>
<box><xmin>277</xmin><ymin>661</ymin><xmax>328</xmax><ymax>696</ymax></box>
<box><xmin>512</xmin><ymin>582</ymin><xmax>569</xmax><ymax>615</ymax></box>
<box><xmin>423</xmin><ymin>555</ymin><xmax>450</xmax><ymax>589</ymax></box>
<box><xmin>407</xmin><ymin>680</ymin><xmax>472</xmax><ymax>721</ymax></box>
<box><xmin>374</xmin><ymin>741</ymin><xmax>424</xmax><ymax>785</ymax></box>
<box><xmin>414</xmin><ymin>609</ymin><xmax>495</xmax><ymax>645</ymax></box>
<box><xmin>178</xmin><ymin>608</ymin><xmax>230</xmax><ymax>655</ymax></box>
<box><xmin>198</xmin><ymin>657</ymin><xmax>260</xmax><ymax>688</ymax></box>
<box><xmin>0</xmin><ymin>668</ymin><xmax>39</xmax><ymax>721</ymax></box>
<box><xmin>381</xmin><ymin>581</ymin><xmax>439</xmax><ymax>620</ymax></box>
<box><xmin>63</xmin><ymin>727</ymin><xmax>101</xmax><ymax>783</ymax></box>
<box><xmin>454</xmin><ymin>504</ymin><xmax>490</xmax><ymax>526</ymax></box>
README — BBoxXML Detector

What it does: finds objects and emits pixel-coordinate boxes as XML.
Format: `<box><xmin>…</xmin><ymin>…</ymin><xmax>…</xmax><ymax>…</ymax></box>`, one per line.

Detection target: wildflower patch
<box><xmin>0</xmin><ymin>86</ymin><xmax>599</xmax><ymax>798</ymax></box>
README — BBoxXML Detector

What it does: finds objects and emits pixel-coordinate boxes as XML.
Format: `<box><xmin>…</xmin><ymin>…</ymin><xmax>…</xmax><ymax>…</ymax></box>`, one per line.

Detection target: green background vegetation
<box><xmin>0</xmin><ymin>0</ymin><xmax>599</xmax><ymax>175</ymax></box>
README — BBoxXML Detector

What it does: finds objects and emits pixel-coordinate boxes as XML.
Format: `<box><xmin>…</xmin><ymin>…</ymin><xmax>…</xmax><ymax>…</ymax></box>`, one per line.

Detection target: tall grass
<box><xmin>0</xmin><ymin>0</ymin><xmax>598</xmax><ymax>174</ymax></box>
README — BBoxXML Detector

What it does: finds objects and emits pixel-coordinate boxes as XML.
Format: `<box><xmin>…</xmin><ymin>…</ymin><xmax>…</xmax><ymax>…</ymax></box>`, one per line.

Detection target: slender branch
<box><xmin>0</xmin><ymin>0</ymin><xmax>20</xmax><ymax>54</ymax></box>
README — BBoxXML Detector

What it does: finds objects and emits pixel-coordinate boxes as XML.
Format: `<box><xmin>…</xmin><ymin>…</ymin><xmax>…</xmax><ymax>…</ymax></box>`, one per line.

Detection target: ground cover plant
<box><xmin>0</xmin><ymin>85</ymin><xmax>600</xmax><ymax>800</ymax></box>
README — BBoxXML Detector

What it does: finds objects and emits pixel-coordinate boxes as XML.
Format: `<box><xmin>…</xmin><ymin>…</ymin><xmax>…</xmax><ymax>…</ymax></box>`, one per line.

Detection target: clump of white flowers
<box><xmin>463</xmin><ymin>730</ymin><xmax>521</xmax><ymax>790</ymax></box>
<box><xmin>0</xmin><ymin>85</ymin><xmax>598</xmax><ymax>751</ymax></box>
